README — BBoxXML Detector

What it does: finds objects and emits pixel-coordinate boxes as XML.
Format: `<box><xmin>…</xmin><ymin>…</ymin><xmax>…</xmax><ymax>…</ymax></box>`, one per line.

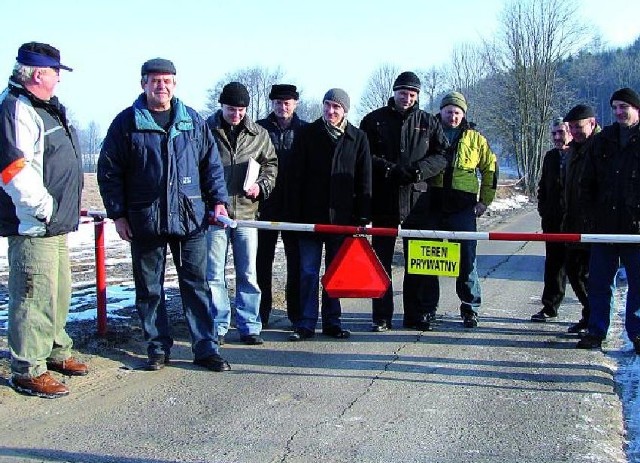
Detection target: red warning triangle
<box><xmin>322</xmin><ymin>236</ymin><xmax>391</xmax><ymax>298</ymax></box>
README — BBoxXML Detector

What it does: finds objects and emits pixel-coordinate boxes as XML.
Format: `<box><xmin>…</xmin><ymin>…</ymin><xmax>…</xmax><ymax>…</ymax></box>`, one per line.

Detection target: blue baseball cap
<box><xmin>16</xmin><ymin>42</ymin><xmax>73</xmax><ymax>71</ymax></box>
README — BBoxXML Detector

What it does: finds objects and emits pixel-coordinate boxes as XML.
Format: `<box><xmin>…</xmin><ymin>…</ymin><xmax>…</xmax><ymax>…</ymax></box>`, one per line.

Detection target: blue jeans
<box><xmin>297</xmin><ymin>234</ymin><xmax>345</xmax><ymax>331</ymax></box>
<box><xmin>587</xmin><ymin>244</ymin><xmax>640</xmax><ymax>341</ymax></box>
<box><xmin>130</xmin><ymin>232</ymin><xmax>219</xmax><ymax>360</ymax></box>
<box><xmin>207</xmin><ymin>226</ymin><xmax>261</xmax><ymax>336</ymax></box>
<box><xmin>403</xmin><ymin>204</ymin><xmax>481</xmax><ymax>319</ymax></box>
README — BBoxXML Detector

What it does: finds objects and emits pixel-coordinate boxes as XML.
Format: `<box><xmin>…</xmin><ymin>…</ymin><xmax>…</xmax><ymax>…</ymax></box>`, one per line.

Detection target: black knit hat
<box><xmin>610</xmin><ymin>87</ymin><xmax>640</xmax><ymax>110</ymax></box>
<box><xmin>563</xmin><ymin>104</ymin><xmax>595</xmax><ymax>122</ymax></box>
<box><xmin>141</xmin><ymin>58</ymin><xmax>176</xmax><ymax>76</ymax></box>
<box><xmin>219</xmin><ymin>81</ymin><xmax>250</xmax><ymax>107</ymax></box>
<box><xmin>17</xmin><ymin>41</ymin><xmax>73</xmax><ymax>71</ymax></box>
<box><xmin>269</xmin><ymin>84</ymin><xmax>299</xmax><ymax>100</ymax></box>
<box><xmin>393</xmin><ymin>71</ymin><xmax>421</xmax><ymax>93</ymax></box>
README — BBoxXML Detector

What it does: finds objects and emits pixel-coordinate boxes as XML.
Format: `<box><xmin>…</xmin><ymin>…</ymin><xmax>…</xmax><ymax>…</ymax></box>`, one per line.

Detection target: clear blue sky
<box><xmin>1</xmin><ymin>0</ymin><xmax>638</xmax><ymax>133</ymax></box>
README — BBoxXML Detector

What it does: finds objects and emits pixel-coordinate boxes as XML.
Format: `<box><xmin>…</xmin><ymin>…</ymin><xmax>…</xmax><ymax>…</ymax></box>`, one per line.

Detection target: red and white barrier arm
<box><xmin>235</xmin><ymin>219</ymin><xmax>640</xmax><ymax>244</ymax></box>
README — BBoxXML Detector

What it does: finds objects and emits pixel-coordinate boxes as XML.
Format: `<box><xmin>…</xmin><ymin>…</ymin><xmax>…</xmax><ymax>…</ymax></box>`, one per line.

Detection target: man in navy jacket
<box><xmin>98</xmin><ymin>58</ymin><xmax>231</xmax><ymax>372</ymax></box>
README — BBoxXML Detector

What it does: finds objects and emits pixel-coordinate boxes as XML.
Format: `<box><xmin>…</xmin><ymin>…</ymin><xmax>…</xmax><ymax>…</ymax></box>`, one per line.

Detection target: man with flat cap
<box><xmin>360</xmin><ymin>71</ymin><xmax>448</xmax><ymax>332</ymax></box>
<box><xmin>578</xmin><ymin>88</ymin><xmax>640</xmax><ymax>354</ymax></box>
<box><xmin>98</xmin><ymin>58</ymin><xmax>232</xmax><ymax>372</ymax></box>
<box><xmin>0</xmin><ymin>42</ymin><xmax>87</xmax><ymax>398</ymax></box>
<box><xmin>531</xmin><ymin>104</ymin><xmax>599</xmax><ymax>333</ymax></box>
<box><xmin>288</xmin><ymin>88</ymin><xmax>371</xmax><ymax>341</ymax></box>
<box><xmin>256</xmin><ymin>84</ymin><xmax>308</xmax><ymax>328</ymax></box>
<box><xmin>206</xmin><ymin>81</ymin><xmax>278</xmax><ymax>345</ymax></box>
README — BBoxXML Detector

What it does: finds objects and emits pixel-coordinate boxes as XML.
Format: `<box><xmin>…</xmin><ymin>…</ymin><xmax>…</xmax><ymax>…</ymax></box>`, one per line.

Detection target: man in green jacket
<box><xmin>417</xmin><ymin>91</ymin><xmax>498</xmax><ymax>329</ymax></box>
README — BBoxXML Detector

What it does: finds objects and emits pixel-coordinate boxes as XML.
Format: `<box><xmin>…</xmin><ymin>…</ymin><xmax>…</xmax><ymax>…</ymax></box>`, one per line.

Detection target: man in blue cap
<box><xmin>0</xmin><ymin>42</ymin><xmax>87</xmax><ymax>398</ymax></box>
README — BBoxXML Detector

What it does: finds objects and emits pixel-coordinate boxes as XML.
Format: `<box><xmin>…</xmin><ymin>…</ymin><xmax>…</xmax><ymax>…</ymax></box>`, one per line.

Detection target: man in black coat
<box><xmin>577</xmin><ymin>88</ymin><xmax>640</xmax><ymax>354</ymax></box>
<box><xmin>359</xmin><ymin>72</ymin><xmax>447</xmax><ymax>332</ymax></box>
<box><xmin>288</xmin><ymin>89</ymin><xmax>371</xmax><ymax>341</ymax></box>
<box><xmin>256</xmin><ymin>84</ymin><xmax>307</xmax><ymax>327</ymax></box>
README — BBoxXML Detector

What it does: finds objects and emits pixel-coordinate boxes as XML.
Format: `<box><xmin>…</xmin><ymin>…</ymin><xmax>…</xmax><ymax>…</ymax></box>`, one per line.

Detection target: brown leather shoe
<box><xmin>10</xmin><ymin>372</ymin><xmax>70</xmax><ymax>398</ymax></box>
<box><xmin>47</xmin><ymin>357</ymin><xmax>89</xmax><ymax>376</ymax></box>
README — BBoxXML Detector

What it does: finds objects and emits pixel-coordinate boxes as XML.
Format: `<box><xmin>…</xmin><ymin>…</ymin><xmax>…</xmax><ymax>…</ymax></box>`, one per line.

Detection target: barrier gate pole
<box><xmin>93</xmin><ymin>216</ymin><xmax>107</xmax><ymax>336</ymax></box>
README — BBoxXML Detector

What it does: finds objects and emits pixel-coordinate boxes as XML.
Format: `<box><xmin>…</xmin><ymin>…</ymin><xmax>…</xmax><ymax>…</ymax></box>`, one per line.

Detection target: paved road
<box><xmin>0</xmin><ymin>208</ymin><xmax>629</xmax><ymax>463</ymax></box>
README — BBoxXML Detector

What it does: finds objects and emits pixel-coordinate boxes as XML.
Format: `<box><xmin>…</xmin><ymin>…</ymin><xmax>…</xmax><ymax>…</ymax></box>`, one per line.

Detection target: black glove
<box><xmin>389</xmin><ymin>164</ymin><xmax>416</xmax><ymax>185</ymax></box>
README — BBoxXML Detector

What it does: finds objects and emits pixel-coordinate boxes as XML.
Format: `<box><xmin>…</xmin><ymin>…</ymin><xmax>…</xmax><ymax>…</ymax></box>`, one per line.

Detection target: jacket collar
<box><xmin>211</xmin><ymin>109</ymin><xmax>260</xmax><ymax>135</ymax></box>
<box><xmin>132</xmin><ymin>94</ymin><xmax>193</xmax><ymax>136</ymax></box>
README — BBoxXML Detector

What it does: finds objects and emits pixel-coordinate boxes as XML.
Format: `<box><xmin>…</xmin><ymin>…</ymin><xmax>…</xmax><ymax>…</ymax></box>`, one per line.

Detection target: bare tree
<box><xmin>358</xmin><ymin>63</ymin><xmax>400</xmax><ymax>115</ymax></box>
<box><xmin>420</xmin><ymin>66</ymin><xmax>446</xmax><ymax>113</ymax></box>
<box><xmin>77</xmin><ymin>120</ymin><xmax>102</xmax><ymax>172</ymax></box>
<box><xmin>482</xmin><ymin>0</ymin><xmax>586</xmax><ymax>195</ymax></box>
<box><xmin>295</xmin><ymin>98</ymin><xmax>323</xmax><ymax>122</ymax></box>
<box><xmin>444</xmin><ymin>42</ymin><xmax>489</xmax><ymax>95</ymax></box>
<box><xmin>204</xmin><ymin>66</ymin><xmax>285</xmax><ymax>121</ymax></box>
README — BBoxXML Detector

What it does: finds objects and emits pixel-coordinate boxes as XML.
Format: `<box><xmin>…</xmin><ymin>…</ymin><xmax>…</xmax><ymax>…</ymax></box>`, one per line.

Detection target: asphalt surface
<box><xmin>0</xmin><ymin>208</ymin><xmax>630</xmax><ymax>463</ymax></box>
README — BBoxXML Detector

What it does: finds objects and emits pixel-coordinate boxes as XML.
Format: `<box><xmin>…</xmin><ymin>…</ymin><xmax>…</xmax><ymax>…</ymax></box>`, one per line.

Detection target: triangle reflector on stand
<box><xmin>321</xmin><ymin>236</ymin><xmax>391</xmax><ymax>298</ymax></box>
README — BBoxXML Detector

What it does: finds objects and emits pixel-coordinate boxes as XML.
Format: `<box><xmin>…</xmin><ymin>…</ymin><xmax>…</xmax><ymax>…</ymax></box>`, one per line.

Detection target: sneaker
<box><xmin>240</xmin><ymin>334</ymin><xmax>264</xmax><ymax>345</ymax></box>
<box><xmin>371</xmin><ymin>320</ymin><xmax>391</xmax><ymax>332</ymax></box>
<box><xmin>402</xmin><ymin>319</ymin><xmax>433</xmax><ymax>331</ymax></box>
<box><xmin>193</xmin><ymin>353</ymin><xmax>231</xmax><ymax>372</ymax></box>
<box><xmin>633</xmin><ymin>336</ymin><xmax>640</xmax><ymax>355</ymax></box>
<box><xmin>322</xmin><ymin>326</ymin><xmax>351</xmax><ymax>339</ymax></box>
<box><xmin>567</xmin><ymin>319</ymin><xmax>588</xmax><ymax>335</ymax></box>
<box><xmin>530</xmin><ymin>309</ymin><xmax>557</xmax><ymax>322</ymax></box>
<box><xmin>289</xmin><ymin>328</ymin><xmax>315</xmax><ymax>341</ymax></box>
<box><xmin>576</xmin><ymin>334</ymin><xmax>603</xmax><ymax>350</ymax></box>
<box><xmin>462</xmin><ymin>312</ymin><xmax>478</xmax><ymax>328</ymax></box>
<box><xmin>46</xmin><ymin>357</ymin><xmax>89</xmax><ymax>376</ymax></box>
<box><xmin>145</xmin><ymin>354</ymin><xmax>170</xmax><ymax>371</ymax></box>
<box><xmin>10</xmin><ymin>372</ymin><xmax>69</xmax><ymax>399</ymax></box>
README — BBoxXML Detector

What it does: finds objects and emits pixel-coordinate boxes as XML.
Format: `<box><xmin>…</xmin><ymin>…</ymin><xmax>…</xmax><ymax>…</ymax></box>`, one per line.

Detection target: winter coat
<box><xmin>289</xmin><ymin>118</ymin><xmax>372</xmax><ymax>226</ymax></box>
<box><xmin>562</xmin><ymin>129</ymin><xmax>599</xmax><ymax>234</ymax></box>
<box><xmin>0</xmin><ymin>80</ymin><xmax>82</xmax><ymax>237</ymax></box>
<box><xmin>359</xmin><ymin>99</ymin><xmax>448</xmax><ymax>225</ymax></box>
<box><xmin>429</xmin><ymin>117</ymin><xmax>498</xmax><ymax>213</ymax></box>
<box><xmin>581</xmin><ymin>122</ymin><xmax>640</xmax><ymax>234</ymax></box>
<box><xmin>98</xmin><ymin>94</ymin><xmax>228</xmax><ymax>238</ymax></box>
<box><xmin>206</xmin><ymin>110</ymin><xmax>278</xmax><ymax>220</ymax></box>
<box><xmin>256</xmin><ymin>112</ymin><xmax>307</xmax><ymax>220</ymax></box>
<box><xmin>537</xmin><ymin>148</ymin><xmax>565</xmax><ymax>232</ymax></box>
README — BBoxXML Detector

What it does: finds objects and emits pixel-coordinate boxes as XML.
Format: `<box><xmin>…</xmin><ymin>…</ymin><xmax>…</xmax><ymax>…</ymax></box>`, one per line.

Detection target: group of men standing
<box><xmin>4</xmin><ymin>40</ymin><xmax>638</xmax><ymax>402</ymax></box>
<box><xmin>533</xmin><ymin>90</ymin><xmax>640</xmax><ymax>354</ymax></box>
<box><xmin>0</xmin><ymin>41</ymin><xmax>499</xmax><ymax>398</ymax></box>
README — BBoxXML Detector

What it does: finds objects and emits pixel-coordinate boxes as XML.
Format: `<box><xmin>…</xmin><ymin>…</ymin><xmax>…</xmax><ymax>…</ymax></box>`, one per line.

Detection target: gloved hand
<box><xmin>389</xmin><ymin>164</ymin><xmax>416</xmax><ymax>185</ymax></box>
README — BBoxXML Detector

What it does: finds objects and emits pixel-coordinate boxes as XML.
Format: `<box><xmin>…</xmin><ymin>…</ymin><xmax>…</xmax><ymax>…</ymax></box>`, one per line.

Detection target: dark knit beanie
<box><xmin>610</xmin><ymin>87</ymin><xmax>640</xmax><ymax>110</ymax></box>
<box><xmin>393</xmin><ymin>71</ymin><xmax>421</xmax><ymax>92</ymax></box>
<box><xmin>269</xmin><ymin>84</ymin><xmax>299</xmax><ymax>100</ymax></box>
<box><xmin>219</xmin><ymin>81</ymin><xmax>250</xmax><ymax>107</ymax></box>
<box><xmin>141</xmin><ymin>58</ymin><xmax>176</xmax><ymax>76</ymax></box>
<box><xmin>323</xmin><ymin>88</ymin><xmax>350</xmax><ymax>113</ymax></box>
<box><xmin>440</xmin><ymin>91</ymin><xmax>468</xmax><ymax>113</ymax></box>
<box><xmin>563</xmin><ymin>104</ymin><xmax>595</xmax><ymax>122</ymax></box>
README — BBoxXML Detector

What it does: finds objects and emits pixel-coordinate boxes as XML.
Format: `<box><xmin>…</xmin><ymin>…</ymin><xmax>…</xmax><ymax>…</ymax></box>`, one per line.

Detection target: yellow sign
<box><xmin>407</xmin><ymin>240</ymin><xmax>461</xmax><ymax>277</ymax></box>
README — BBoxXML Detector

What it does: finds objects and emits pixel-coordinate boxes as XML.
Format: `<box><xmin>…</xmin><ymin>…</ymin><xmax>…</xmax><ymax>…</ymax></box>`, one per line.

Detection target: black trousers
<box><xmin>371</xmin><ymin>235</ymin><xmax>397</xmax><ymax>324</ymax></box>
<box><xmin>256</xmin><ymin>229</ymin><xmax>300</xmax><ymax>325</ymax></box>
<box><xmin>541</xmin><ymin>241</ymin><xmax>567</xmax><ymax>315</ymax></box>
<box><xmin>565</xmin><ymin>246</ymin><xmax>590</xmax><ymax>321</ymax></box>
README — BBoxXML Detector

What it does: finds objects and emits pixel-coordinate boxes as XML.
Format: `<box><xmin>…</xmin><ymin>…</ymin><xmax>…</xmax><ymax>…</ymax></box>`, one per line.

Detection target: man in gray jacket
<box><xmin>206</xmin><ymin>82</ymin><xmax>278</xmax><ymax>345</ymax></box>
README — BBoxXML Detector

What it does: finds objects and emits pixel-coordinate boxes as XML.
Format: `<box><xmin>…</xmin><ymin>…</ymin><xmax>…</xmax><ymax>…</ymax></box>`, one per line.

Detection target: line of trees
<box><xmin>76</xmin><ymin>0</ymin><xmax>640</xmax><ymax>197</ymax></box>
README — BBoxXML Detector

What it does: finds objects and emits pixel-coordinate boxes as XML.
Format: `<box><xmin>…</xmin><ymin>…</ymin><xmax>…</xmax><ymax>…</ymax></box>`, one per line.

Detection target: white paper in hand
<box><xmin>243</xmin><ymin>158</ymin><xmax>261</xmax><ymax>193</ymax></box>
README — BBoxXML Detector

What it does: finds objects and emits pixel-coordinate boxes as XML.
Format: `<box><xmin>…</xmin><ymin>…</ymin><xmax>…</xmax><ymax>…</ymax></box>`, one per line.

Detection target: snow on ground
<box><xmin>0</xmin><ymin>194</ymin><xmax>638</xmax><ymax>460</ymax></box>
